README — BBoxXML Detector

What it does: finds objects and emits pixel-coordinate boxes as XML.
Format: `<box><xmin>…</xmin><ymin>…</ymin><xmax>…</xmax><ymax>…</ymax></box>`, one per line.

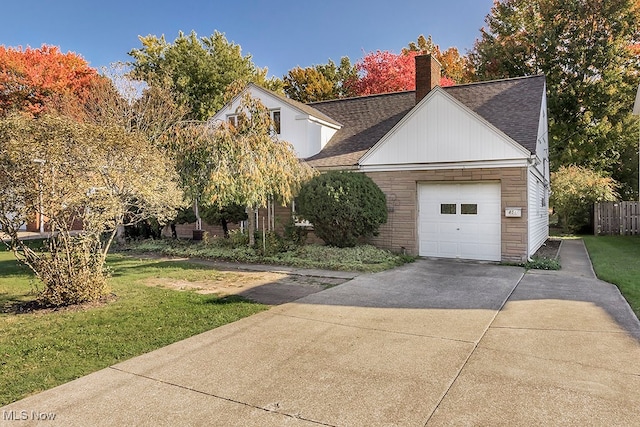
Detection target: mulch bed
<box><xmin>532</xmin><ymin>238</ymin><xmax>561</xmax><ymax>259</ymax></box>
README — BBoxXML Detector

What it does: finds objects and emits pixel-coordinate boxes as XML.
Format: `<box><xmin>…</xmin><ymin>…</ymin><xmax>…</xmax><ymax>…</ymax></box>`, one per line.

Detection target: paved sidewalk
<box><xmin>1</xmin><ymin>239</ymin><xmax>639</xmax><ymax>426</ymax></box>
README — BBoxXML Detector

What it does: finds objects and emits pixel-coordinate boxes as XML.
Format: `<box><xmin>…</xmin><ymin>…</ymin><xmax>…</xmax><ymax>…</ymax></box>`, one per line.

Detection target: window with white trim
<box><xmin>271</xmin><ymin>109</ymin><xmax>281</xmax><ymax>135</ymax></box>
<box><xmin>291</xmin><ymin>199</ymin><xmax>312</xmax><ymax>227</ymax></box>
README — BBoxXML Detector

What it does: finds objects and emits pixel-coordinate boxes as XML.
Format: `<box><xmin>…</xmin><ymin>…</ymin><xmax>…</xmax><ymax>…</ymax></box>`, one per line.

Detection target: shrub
<box><xmin>296</xmin><ymin>171</ymin><xmax>387</xmax><ymax>247</ymax></box>
<box><xmin>522</xmin><ymin>257</ymin><xmax>561</xmax><ymax>270</ymax></box>
<box><xmin>282</xmin><ymin>218</ymin><xmax>308</xmax><ymax>249</ymax></box>
<box><xmin>226</xmin><ymin>229</ymin><xmax>249</xmax><ymax>247</ymax></box>
<box><xmin>33</xmin><ymin>235</ymin><xmax>109</xmax><ymax>307</ymax></box>
<box><xmin>551</xmin><ymin>166</ymin><xmax>618</xmax><ymax>233</ymax></box>
<box><xmin>255</xmin><ymin>230</ymin><xmax>285</xmax><ymax>256</ymax></box>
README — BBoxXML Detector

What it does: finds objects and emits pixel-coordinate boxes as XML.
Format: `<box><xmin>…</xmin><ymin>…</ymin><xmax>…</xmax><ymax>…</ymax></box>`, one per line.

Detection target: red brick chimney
<box><xmin>415</xmin><ymin>54</ymin><xmax>442</xmax><ymax>104</ymax></box>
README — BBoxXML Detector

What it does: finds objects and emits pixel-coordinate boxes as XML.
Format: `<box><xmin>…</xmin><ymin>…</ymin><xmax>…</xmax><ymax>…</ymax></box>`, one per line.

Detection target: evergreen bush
<box><xmin>296</xmin><ymin>171</ymin><xmax>387</xmax><ymax>247</ymax></box>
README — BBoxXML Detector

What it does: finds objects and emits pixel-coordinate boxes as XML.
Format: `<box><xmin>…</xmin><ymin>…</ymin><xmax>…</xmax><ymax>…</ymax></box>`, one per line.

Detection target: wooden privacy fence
<box><xmin>594</xmin><ymin>201</ymin><xmax>640</xmax><ymax>235</ymax></box>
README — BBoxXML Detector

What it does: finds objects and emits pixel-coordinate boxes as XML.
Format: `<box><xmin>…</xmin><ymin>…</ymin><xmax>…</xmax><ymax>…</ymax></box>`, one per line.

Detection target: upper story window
<box><xmin>228</xmin><ymin>111</ymin><xmax>279</xmax><ymax>134</ymax></box>
<box><xmin>271</xmin><ymin>110</ymin><xmax>281</xmax><ymax>135</ymax></box>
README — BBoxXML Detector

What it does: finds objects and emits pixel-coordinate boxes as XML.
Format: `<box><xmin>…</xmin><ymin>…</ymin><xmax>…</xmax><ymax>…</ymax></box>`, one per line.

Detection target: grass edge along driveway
<box><xmin>583</xmin><ymin>235</ymin><xmax>640</xmax><ymax>320</ymax></box>
<box><xmin>0</xmin><ymin>250</ymin><xmax>267</xmax><ymax>407</ymax></box>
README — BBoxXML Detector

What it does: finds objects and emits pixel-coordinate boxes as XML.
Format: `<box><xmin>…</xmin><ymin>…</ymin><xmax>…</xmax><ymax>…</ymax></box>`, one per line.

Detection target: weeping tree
<box><xmin>0</xmin><ymin>114</ymin><xmax>184</xmax><ymax>306</ymax></box>
<box><xmin>190</xmin><ymin>93</ymin><xmax>313</xmax><ymax>246</ymax></box>
<box><xmin>168</xmin><ymin>121</ymin><xmax>217</xmax><ymax>233</ymax></box>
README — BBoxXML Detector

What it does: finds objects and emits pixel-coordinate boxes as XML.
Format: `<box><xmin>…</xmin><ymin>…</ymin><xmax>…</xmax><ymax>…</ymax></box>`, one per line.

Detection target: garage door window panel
<box><xmin>461</xmin><ymin>204</ymin><xmax>478</xmax><ymax>215</ymax></box>
<box><xmin>440</xmin><ymin>204</ymin><xmax>456</xmax><ymax>214</ymax></box>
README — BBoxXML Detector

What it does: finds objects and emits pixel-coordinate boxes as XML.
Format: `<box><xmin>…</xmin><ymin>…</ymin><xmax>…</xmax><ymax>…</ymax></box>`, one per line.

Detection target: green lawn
<box><xmin>0</xmin><ymin>245</ymin><xmax>267</xmax><ymax>406</ymax></box>
<box><xmin>583</xmin><ymin>235</ymin><xmax>640</xmax><ymax>319</ymax></box>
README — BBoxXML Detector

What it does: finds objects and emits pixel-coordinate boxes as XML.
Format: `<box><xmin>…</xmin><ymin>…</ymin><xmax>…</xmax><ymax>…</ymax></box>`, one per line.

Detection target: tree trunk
<box><xmin>115</xmin><ymin>225</ymin><xmax>125</xmax><ymax>244</ymax></box>
<box><xmin>221</xmin><ymin>218</ymin><xmax>229</xmax><ymax>238</ymax></box>
<box><xmin>194</xmin><ymin>199</ymin><xmax>202</xmax><ymax>230</ymax></box>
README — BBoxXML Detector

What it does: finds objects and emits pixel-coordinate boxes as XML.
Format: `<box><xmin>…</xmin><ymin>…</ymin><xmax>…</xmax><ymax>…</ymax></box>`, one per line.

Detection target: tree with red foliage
<box><xmin>348</xmin><ymin>50</ymin><xmax>454</xmax><ymax>96</ymax></box>
<box><xmin>0</xmin><ymin>45</ymin><xmax>98</xmax><ymax>117</ymax></box>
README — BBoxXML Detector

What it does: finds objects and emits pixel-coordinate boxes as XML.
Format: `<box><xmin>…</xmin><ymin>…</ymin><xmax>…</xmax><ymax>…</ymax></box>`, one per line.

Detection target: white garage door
<box><xmin>418</xmin><ymin>182</ymin><xmax>501</xmax><ymax>261</ymax></box>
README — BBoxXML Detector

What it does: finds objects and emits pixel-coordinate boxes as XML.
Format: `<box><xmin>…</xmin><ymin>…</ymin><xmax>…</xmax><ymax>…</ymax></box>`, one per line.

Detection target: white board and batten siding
<box><xmin>418</xmin><ymin>182</ymin><xmax>502</xmax><ymax>261</ymax></box>
<box><xmin>360</xmin><ymin>88</ymin><xmax>531</xmax><ymax>169</ymax></box>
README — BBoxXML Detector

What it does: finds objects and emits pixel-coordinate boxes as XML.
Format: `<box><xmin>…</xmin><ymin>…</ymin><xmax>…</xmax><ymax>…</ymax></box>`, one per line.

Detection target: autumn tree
<box><xmin>349</xmin><ymin>50</ymin><xmax>416</xmax><ymax>95</ymax></box>
<box><xmin>79</xmin><ymin>63</ymin><xmax>189</xmax><ymax>241</ymax></box>
<box><xmin>470</xmin><ymin>0</ymin><xmax>640</xmax><ymax>198</ymax></box>
<box><xmin>0</xmin><ymin>45</ymin><xmax>99</xmax><ymax>117</ymax></box>
<box><xmin>129</xmin><ymin>31</ymin><xmax>282</xmax><ymax>120</ymax></box>
<box><xmin>349</xmin><ymin>50</ymin><xmax>454</xmax><ymax>96</ymax></box>
<box><xmin>82</xmin><ymin>63</ymin><xmax>187</xmax><ymax>144</ymax></box>
<box><xmin>403</xmin><ymin>34</ymin><xmax>473</xmax><ymax>83</ymax></box>
<box><xmin>202</xmin><ymin>94</ymin><xmax>314</xmax><ymax>246</ymax></box>
<box><xmin>283</xmin><ymin>57</ymin><xmax>357</xmax><ymax>102</ymax></box>
<box><xmin>551</xmin><ymin>166</ymin><xmax>619</xmax><ymax>232</ymax></box>
<box><xmin>0</xmin><ymin>114</ymin><xmax>183</xmax><ymax>306</ymax></box>
<box><xmin>284</xmin><ymin>66</ymin><xmax>334</xmax><ymax>103</ymax></box>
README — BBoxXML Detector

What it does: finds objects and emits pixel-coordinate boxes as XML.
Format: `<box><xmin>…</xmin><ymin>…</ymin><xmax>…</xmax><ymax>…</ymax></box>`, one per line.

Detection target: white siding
<box><xmin>528</xmin><ymin>166</ymin><xmax>549</xmax><ymax>257</ymax></box>
<box><xmin>527</xmin><ymin>81</ymin><xmax>549</xmax><ymax>257</ymax></box>
<box><xmin>533</xmin><ymin>81</ymin><xmax>550</xmax><ymax>181</ymax></box>
<box><xmin>361</xmin><ymin>89</ymin><xmax>530</xmax><ymax>167</ymax></box>
<box><xmin>211</xmin><ymin>85</ymin><xmax>338</xmax><ymax>159</ymax></box>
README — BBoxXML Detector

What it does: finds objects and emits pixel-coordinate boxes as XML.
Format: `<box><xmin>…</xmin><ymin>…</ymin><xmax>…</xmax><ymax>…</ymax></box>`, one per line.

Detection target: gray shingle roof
<box><xmin>444</xmin><ymin>75</ymin><xmax>545</xmax><ymax>154</ymax></box>
<box><xmin>306</xmin><ymin>92</ymin><xmax>415</xmax><ymax>168</ymax></box>
<box><xmin>251</xmin><ymin>83</ymin><xmax>342</xmax><ymax>127</ymax></box>
<box><xmin>303</xmin><ymin>75</ymin><xmax>546</xmax><ymax>168</ymax></box>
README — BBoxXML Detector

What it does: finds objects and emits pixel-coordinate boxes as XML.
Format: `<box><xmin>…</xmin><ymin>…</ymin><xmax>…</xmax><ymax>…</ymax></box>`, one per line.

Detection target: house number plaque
<box><xmin>505</xmin><ymin>207</ymin><xmax>522</xmax><ymax>217</ymax></box>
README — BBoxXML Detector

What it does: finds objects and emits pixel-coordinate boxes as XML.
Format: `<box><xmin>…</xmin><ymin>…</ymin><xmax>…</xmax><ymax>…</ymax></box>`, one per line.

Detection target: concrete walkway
<box><xmin>2</xmin><ymin>239</ymin><xmax>639</xmax><ymax>426</ymax></box>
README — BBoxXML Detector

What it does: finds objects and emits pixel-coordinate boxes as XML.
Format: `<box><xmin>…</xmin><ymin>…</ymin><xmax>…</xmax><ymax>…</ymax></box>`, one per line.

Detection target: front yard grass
<box><xmin>0</xmin><ymin>246</ymin><xmax>267</xmax><ymax>406</ymax></box>
<box><xmin>583</xmin><ymin>235</ymin><xmax>640</xmax><ymax>319</ymax></box>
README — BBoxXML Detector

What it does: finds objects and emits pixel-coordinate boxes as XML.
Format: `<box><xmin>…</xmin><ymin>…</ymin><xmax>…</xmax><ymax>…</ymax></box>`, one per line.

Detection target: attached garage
<box><xmin>418</xmin><ymin>182</ymin><xmax>501</xmax><ymax>261</ymax></box>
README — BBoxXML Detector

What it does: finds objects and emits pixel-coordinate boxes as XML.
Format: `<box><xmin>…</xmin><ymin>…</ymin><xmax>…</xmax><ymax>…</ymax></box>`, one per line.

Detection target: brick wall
<box><xmin>365</xmin><ymin>167</ymin><xmax>529</xmax><ymax>262</ymax></box>
<box><xmin>206</xmin><ymin>167</ymin><xmax>529</xmax><ymax>261</ymax></box>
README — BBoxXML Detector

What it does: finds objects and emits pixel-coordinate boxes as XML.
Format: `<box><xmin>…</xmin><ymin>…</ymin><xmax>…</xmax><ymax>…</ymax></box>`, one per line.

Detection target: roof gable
<box><xmin>359</xmin><ymin>87</ymin><xmax>531</xmax><ymax>167</ymax></box>
<box><xmin>213</xmin><ymin>83</ymin><xmax>341</xmax><ymax>128</ymax></box>
<box><xmin>443</xmin><ymin>75</ymin><xmax>545</xmax><ymax>153</ymax></box>
<box><xmin>305</xmin><ymin>75</ymin><xmax>546</xmax><ymax>169</ymax></box>
<box><xmin>305</xmin><ymin>92</ymin><xmax>415</xmax><ymax>168</ymax></box>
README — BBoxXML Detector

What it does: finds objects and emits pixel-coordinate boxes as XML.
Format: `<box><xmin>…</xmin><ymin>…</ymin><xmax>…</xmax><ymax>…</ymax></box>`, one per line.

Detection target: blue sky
<box><xmin>2</xmin><ymin>0</ymin><xmax>494</xmax><ymax>78</ymax></box>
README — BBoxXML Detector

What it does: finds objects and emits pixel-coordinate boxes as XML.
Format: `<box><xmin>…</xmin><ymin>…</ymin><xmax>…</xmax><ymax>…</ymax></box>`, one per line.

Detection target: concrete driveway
<box><xmin>2</xmin><ymin>240</ymin><xmax>639</xmax><ymax>426</ymax></box>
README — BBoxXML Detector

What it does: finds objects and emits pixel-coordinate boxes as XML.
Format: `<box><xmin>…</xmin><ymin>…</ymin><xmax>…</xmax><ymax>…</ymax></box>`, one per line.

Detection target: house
<box><xmin>210</xmin><ymin>55</ymin><xmax>549</xmax><ymax>262</ymax></box>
